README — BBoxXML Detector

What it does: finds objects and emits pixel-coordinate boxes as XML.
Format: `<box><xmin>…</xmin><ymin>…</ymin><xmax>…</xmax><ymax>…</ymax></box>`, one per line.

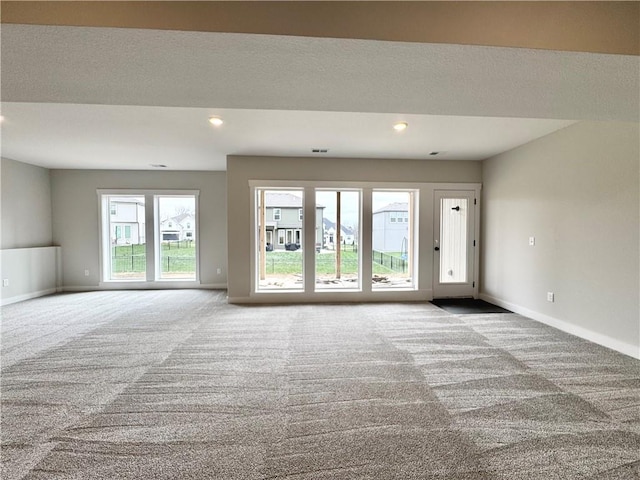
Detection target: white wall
<box><xmin>51</xmin><ymin>170</ymin><xmax>227</xmax><ymax>290</ymax></box>
<box><xmin>1</xmin><ymin>157</ymin><xmax>53</xmax><ymax>249</ymax></box>
<box><xmin>227</xmin><ymin>156</ymin><xmax>482</xmax><ymax>302</ymax></box>
<box><xmin>481</xmin><ymin>121</ymin><xmax>640</xmax><ymax>358</ymax></box>
<box><xmin>1</xmin><ymin>246</ymin><xmax>61</xmax><ymax>305</ymax></box>
<box><xmin>0</xmin><ymin>158</ymin><xmax>59</xmax><ymax>303</ymax></box>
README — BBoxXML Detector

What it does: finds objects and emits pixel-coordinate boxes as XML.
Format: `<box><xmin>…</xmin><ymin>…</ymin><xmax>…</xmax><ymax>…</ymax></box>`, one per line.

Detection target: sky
<box><xmin>315</xmin><ymin>191</ymin><xmax>411</xmax><ymax>227</ymax></box>
<box><xmin>154</xmin><ymin>191</ymin><xmax>409</xmax><ymax>226</ymax></box>
<box><xmin>157</xmin><ymin>196</ymin><xmax>196</xmax><ymax>218</ymax></box>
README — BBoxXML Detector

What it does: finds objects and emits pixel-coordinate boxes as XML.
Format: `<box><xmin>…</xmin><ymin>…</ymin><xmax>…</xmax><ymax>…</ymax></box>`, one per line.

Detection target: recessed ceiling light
<box><xmin>208</xmin><ymin>116</ymin><xmax>223</xmax><ymax>127</ymax></box>
<box><xmin>150</xmin><ymin>164</ymin><xmax>167</xmax><ymax>168</ymax></box>
<box><xmin>393</xmin><ymin>122</ymin><xmax>408</xmax><ymax>132</ymax></box>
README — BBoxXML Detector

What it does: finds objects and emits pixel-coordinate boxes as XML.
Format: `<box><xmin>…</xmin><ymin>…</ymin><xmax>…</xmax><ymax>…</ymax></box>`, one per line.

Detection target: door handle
<box><xmin>451</xmin><ymin>206</ymin><xmax>460</xmax><ymax>211</ymax></box>
<box><xmin>434</xmin><ymin>246</ymin><xmax>440</xmax><ymax>251</ymax></box>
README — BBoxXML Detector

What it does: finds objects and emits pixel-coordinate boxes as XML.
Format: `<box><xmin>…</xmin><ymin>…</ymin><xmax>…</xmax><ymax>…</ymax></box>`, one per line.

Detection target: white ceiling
<box><xmin>0</xmin><ymin>103</ymin><xmax>576</xmax><ymax>170</ymax></box>
<box><xmin>1</xmin><ymin>24</ymin><xmax>637</xmax><ymax>171</ymax></box>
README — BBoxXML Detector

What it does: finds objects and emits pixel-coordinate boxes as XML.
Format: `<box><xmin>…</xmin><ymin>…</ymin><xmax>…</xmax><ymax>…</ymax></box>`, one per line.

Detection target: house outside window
<box><xmin>110</xmin><ymin>205</ymin><xmax>117</xmax><ymax>215</ymax></box>
<box><xmin>273</xmin><ymin>208</ymin><xmax>281</xmax><ymax>221</ymax></box>
<box><xmin>298</xmin><ymin>208</ymin><xmax>303</xmax><ymax>220</ymax></box>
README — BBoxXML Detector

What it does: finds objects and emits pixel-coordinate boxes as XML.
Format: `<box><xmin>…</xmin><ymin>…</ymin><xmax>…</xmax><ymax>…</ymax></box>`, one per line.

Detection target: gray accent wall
<box><xmin>481</xmin><ymin>121</ymin><xmax>640</xmax><ymax>357</ymax></box>
<box><xmin>1</xmin><ymin>157</ymin><xmax>53</xmax><ymax>249</ymax></box>
<box><xmin>50</xmin><ymin>169</ymin><xmax>227</xmax><ymax>289</ymax></box>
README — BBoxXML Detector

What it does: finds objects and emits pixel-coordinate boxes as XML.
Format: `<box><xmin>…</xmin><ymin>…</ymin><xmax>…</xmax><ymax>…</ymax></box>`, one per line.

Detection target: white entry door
<box><xmin>433</xmin><ymin>190</ymin><xmax>478</xmax><ymax>298</ymax></box>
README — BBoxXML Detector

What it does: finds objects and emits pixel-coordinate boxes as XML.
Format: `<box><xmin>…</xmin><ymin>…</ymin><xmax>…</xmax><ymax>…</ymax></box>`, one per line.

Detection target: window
<box><xmin>256</xmin><ymin>188</ymin><xmax>303</xmax><ymax>291</ymax></box>
<box><xmin>315</xmin><ymin>190</ymin><xmax>361</xmax><ymax>290</ymax></box>
<box><xmin>298</xmin><ymin>208</ymin><xmax>303</xmax><ymax>220</ymax></box>
<box><xmin>102</xmin><ymin>195</ymin><xmax>146</xmax><ymax>281</ymax></box>
<box><xmin>100</xmin><ymin>190</ymin><xmax>199</xmax><ymax>283</ymax></box>
<box><xmin>372</xmin><ymin>190</ymin><xmax>416</xmax><ymax>289</ymax></box>
<box><xmin>252</xmin><ymin>184</ymin><xmax>419</xmax><ymax>296</ymax></box>
<box><xmin>157</xmin><ymin>195</ymin><xmax>197</xmax><ymax>280</ymax></box>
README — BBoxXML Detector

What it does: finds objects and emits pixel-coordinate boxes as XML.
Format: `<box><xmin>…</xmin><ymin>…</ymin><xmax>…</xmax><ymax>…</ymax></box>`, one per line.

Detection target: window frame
<box><xmin>254</xmin><ymin>187</ymin><xmax>305</xmax><ymax>292</ymax></box>
<box><xmin>372</xmin><ymin>189</ymin><xmax>418</xmax><ymax>290</ymax></box>
<box><xmin>98</xmin><ymin>189</ymin><xmax>200</xmax><ymax>287</ymax></box>
<box><xmin>314</xmin><ymin>188</ymin><xmax>362</xmax><ymax>292</ymax></box>
<box><xmin>155</xmin><ymin>194</ymin><xmax>198</xmax><ymax>281</ymax></box>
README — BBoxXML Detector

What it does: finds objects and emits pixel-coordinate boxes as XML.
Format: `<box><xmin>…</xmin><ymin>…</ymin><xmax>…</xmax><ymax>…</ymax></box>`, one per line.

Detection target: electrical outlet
<box><xmin>84</xmin><ymin>270</ymin><xmax>90</xmax><ymax>276</ymax></box>
<box><xmin>529</xmin><ymin>236</ymin><xmax>535</xmax><ymax>246</ymax></box>
<box><xmin>547</xmin><ymin>292</ymin><xmax>554</xmax><ymax>302</ymax></box>
<box><xmin>216</xmin><ymin>268</ymin><xmax>222</xmax><ymax>275</ymax></box>
<box><xmin>2</xmin><ymin>279</ymin><xmax>9</xmax><ymax>287</ymax></box>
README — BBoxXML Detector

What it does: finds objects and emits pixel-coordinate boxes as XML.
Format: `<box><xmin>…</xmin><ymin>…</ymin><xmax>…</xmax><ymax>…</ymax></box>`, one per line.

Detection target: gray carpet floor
<box><xmin>1</xmin><ymin>290</ymin><xmax>639</xmax><ymax>479</ymax></box>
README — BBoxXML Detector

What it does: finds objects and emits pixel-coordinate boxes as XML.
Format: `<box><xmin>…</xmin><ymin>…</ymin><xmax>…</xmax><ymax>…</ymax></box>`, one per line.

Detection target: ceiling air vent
<box><xmin>311</xmin><ymin>148</ymin><xmax>329</xmax><ymax>153</ymax></box>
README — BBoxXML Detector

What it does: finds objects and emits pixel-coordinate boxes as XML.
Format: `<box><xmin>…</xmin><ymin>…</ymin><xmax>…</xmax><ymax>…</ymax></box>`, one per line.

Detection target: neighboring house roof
<box><xmin>172</xmin><ymin>212</ymin><xmax>193</xmax><ymax>224</ymax></box>
<box><xmin>322</xmin><ymin>218</ymin><xmax>355</xmax><ymax>236</ymax></box>
<box><xmin>265</xmin><ymin>192</ymin><xmax>303</xmax><ymax>207</ymax></box>
<box><xmin>160</xmin><ymin>212</ymin><xmax>195</xmax><ymax>228</ymax></box>
<box><xmin>265</xmin><ymin>192</ymin><xmax>324</xmax><ymax>208</ymax></box>
<box><xmin>373</xmin><ymin>202</ymin><xmax>408</xmax><ymax>214</ymax></box>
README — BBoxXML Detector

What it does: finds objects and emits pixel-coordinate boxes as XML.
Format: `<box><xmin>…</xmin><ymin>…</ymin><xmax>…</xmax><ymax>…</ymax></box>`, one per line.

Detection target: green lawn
<box><xmin>111</xmin><ymin>243</ymin><xmax>406</xmax><ymax>277</ymax></box>
<box><xmin>262</xmin><ymin>250</ymin><xmax>405</xmax><ymax>275</ymax></box>
<box><xmin>111</xmin><ymin>242</ymin><xmax>196</xmax><ymax>274</ymax></box>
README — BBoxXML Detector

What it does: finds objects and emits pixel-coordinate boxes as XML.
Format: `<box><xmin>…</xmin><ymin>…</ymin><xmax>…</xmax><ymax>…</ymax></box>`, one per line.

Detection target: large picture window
<box><xmin>100</xmin><ymin>190</ymin><xmax>199</xmax><ymax>283</ymax></box>
<box><xmin>315</xmin><ymin>190</ymin><xmax>361</xmax><ymax>290</ymax></box>
<box><xmin>104</xmin><ymin>194</ymin><xmax>147</xmax><ymax>281</ymax></box>
<box><xmin>372</xmin><ymin>190</ymin><xmax>416</xmax><ymax>289</ymax></box>
<box><xmin>156</xmin><ymin>195</ymin><xmax>197</xmax><ymax>280</ymax></box>
<box><xmin>255</xmin><ymin>188</ymin><xmax>304</xmax><ymax>291</ymax></box>
<box><xmin>251</xmin><ymin>183</ymin><xmax>419</xmax><ymax>296</ymax></box>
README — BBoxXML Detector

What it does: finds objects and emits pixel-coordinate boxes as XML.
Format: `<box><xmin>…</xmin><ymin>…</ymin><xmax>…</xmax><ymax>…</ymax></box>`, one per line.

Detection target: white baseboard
<box><xmin>229</xmin><ymin>289</ymin><xmax>431</xmax><ymax>304</ymax></box>
<box><xmin>1</xmin><ymin>288</ymin><xmax>59</xmax><ymax>306</ymax></box>
<box><xmin>480</xmin><ymin>293</ymin><xmax>640</xmax><ymax>360</ymax></box>
<box><xmin>199</xmin><ymin>283</ymin><xmax>227</xmax><ymax>290</ymax></box>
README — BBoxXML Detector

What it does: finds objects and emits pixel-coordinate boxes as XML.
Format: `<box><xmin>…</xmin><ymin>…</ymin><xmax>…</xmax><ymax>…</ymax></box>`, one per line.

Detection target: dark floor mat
<box><xmin>431</xmin><ymin>298</ymin><xmax>512</xmax><ymax>314</ymax></box>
